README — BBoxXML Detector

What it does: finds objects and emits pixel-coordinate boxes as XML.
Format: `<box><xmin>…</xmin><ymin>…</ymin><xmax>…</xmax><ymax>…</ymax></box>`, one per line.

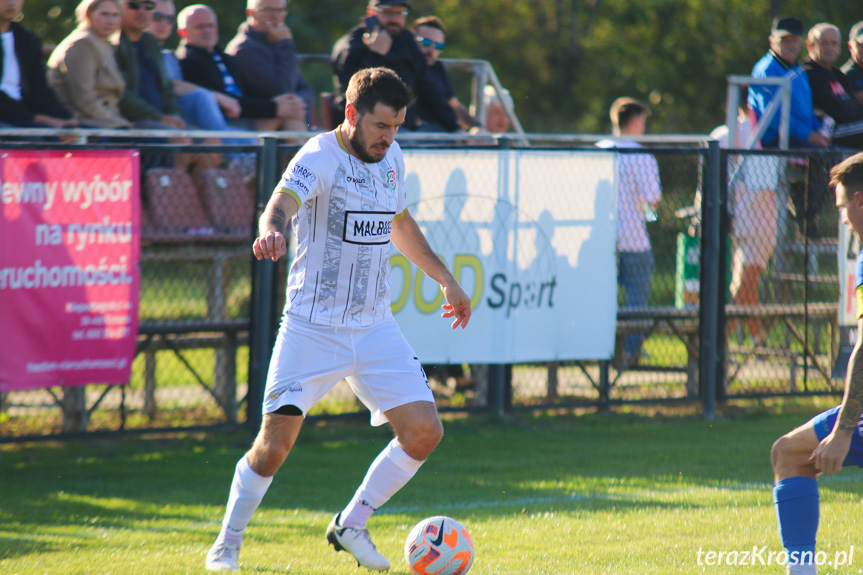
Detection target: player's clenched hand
<box><xmin>440</xmin><ymin>282</ymin><xmax>471</xmax><ymax>329</ymax></box>
<box><xmin>253</xmin><ymin>231</ymin><xmax>287</xmax><ymax>262</ymax></box>
<box><xmin>809</xmin><ymin>431</ymin><xmax>852</xmax><ymax>475</ymax></box>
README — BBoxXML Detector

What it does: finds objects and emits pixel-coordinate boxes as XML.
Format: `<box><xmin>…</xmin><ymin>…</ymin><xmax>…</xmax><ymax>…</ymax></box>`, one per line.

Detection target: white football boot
<box><xmin>326</xmin><ymin>513</ymin><xmax>391</xmax><ymax>571</ymax></box>
<box><xmin>206</xmin><ymin>542</ymin><xmax>240</xmax><ymax>571</ymax></box>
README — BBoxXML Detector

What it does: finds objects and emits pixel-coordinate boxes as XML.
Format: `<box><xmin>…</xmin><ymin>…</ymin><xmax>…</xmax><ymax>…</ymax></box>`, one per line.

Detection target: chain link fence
<box><xmin>0</xmin><ymin>139</ymin><xmax>848</xmax><ymax>442</ymax></box>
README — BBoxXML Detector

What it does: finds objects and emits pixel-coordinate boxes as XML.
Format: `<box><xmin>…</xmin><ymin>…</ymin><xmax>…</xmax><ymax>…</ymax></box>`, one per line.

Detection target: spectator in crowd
<box><xmin>842</xmin><ymin>21</ymin><xmax>863</xmax><ymax>105</ymax></box>
<box><xmin>114</xmin><ymin>0</ymin><xmax>185</xmax><ymax>130</ymax></box>
<box><xmin>176</xmin><ymin>4</ymin><xmax>302</xmax><ymax>132</ymax></box>
<box><xmin>410</xmin><ymin>16</ymin><xmax>484</xmax><ymax>132</ymax></box>
<box><xmin>749</xmin><ymin>16</ymin><xmax>831</xmax><ymax>238</ymax></box>
<box><xmin>147</xmin><ymin>0</ymin><xmax>243</xmax><ymax>130</ymax></box>
<box><xmin>596</xmin><ymin>98</ymin><xmax>662</xmax><ymax>365</ymax></box>
<box><xmin>0</xmin><ymin>0</ymin><xmax>78</xmax><ymax>129</ymax></box>
<box><xmin>484</xmin><ymin>84</ymin><xmax>513</xmax><ymax>133</ymax></box>
<box><xmin>710</xmin><ymin>95</ymin><xmax>779</xmax><ymax>342</ymax></box>
<box><xmin>748</xmin><ymin>17</ymin><xmax>826</xmax><ymax>149</ymax></box>
<box><xmin>47</xmin><ymin>0</ymin><xmax>130</xmax><ymax>129</ymax></box>
<box><xmin>224</xmin><ymin>0</ymin><xmax>311</xmax><ymax>131</ymax></box>
<box><xmin>803</xmin><ymin>23</ymin><xmax>863</xmax><ymax>149</ymax></box>
<box><xmin>331</xmin><ymin>0</ymin><xmax>460</xmax><ymax>133</ymax></box>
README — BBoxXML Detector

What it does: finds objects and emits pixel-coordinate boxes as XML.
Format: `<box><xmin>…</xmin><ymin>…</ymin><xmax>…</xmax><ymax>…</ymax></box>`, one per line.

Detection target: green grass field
<box><xmin>2</xmin><ymin>401</ymin><xmax>862</xmax><ymax>575</ymax></box>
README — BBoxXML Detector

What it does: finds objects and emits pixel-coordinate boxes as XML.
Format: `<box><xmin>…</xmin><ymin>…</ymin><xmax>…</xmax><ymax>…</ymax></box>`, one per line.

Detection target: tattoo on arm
<box><xmin>838</xmin><ymin>345</ymin><xmax>863</xmax><ymax>433</ymax></box>
<box><xmin>268</xmin><ymin>206</ymin><xmax>288</xmax><ymax>234</ymax></box>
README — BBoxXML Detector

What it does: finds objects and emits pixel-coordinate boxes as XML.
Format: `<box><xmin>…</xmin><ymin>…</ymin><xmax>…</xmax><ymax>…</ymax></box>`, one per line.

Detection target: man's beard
<box><xmin>349</xmin><ymin>121</ymin><xmax>388</xmax><ymax>163</ymax></box>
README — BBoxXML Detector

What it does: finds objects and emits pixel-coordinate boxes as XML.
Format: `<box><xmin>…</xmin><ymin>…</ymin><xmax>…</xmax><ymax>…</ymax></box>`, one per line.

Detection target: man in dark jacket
<box><xmin>331</xmin><ymin>0</ymin><xmax>459</xmax><ymax>133</ymax></box>
<box><xmin>0</xmin><ymin>0</ymin><xmax>77</xmax><ymax>129</ymax></box>
<box><xmin>803</xmin><ymin>22</ymin><xmax>863</xmax><ymax>149</ymax></box>
<box><xmin>842</xmin><ymin>21</ymin><xmax>863</xmax><ymax>106</ymax></box>
<box><xmin>114</xmin><ymin>0</ymin><xmax>185</xmax><ymax>129</ymax></box>
<box><xmin>225</xmin><ymin>0</ymin><xmax>311</xmax><ymax>131</ymax></box>
<box><xmin>175</xmin><ymin>4</ymin><xmax>304</xmax><ymax>131</ymax></box>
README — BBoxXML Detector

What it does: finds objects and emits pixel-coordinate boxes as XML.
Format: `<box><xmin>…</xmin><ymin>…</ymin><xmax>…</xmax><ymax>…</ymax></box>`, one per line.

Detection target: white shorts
<box><xmin>263</xmin><ymin>314</ymin><xmax>434</xmax><ymax>426</ymax></box>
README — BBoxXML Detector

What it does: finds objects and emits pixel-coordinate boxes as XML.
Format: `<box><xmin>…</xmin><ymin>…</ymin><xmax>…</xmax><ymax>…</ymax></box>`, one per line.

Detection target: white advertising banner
<box><xmin>392</xmin><ymin>149</ymin><xmax>618</xmax><ymax>363</ymax></box>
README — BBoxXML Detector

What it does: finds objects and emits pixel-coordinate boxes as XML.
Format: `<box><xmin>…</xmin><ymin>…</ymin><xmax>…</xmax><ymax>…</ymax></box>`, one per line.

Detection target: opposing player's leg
<box><xmin>770</xmin><ymin>407</ymin><xmax>863</xmax><ymax>575</ymax></box>
<box><xmin>206</xmin><ymin>413</ymin><xmax>303</xmax><ymax>571</ymax></box>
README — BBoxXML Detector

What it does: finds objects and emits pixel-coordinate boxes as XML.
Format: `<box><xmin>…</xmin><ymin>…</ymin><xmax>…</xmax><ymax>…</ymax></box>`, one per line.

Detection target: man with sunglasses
<box><xmin>114</xmin><ymin>0</ymin><xmax>186</xmax><ymax>130</ymax></box>
<box><xmin>224</xmin><ymin>0</ymin><xmax>313</xmax><ymax>131</ymax></box>
<box><xmin>331</xmin><ymin>0</ymin><xmax>460</xmax><ymax>133</ymax></box>
<box><xmin>410</xmin><ymin>16</ymin><xmax>484</xmax><ymax>133</ymax></box>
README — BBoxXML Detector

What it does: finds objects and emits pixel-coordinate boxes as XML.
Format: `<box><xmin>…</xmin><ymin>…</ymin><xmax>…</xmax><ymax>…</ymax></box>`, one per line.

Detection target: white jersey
<box><xmin>595</xmin><ymin>139</ymin><xmax>662</xmax><ymax>253</ymax></box>
<box><xmin>277</xmin><ymin>129</ymin><xmax>406</xmax><ymax>327</ymax></box>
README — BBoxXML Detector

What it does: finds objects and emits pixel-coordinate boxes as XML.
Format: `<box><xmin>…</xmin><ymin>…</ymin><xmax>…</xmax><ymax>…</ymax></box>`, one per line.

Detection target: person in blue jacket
<box><xmin>748</xmin><ymin>16</ymin><xmax>833</xmax><ymax>237</ymax></box>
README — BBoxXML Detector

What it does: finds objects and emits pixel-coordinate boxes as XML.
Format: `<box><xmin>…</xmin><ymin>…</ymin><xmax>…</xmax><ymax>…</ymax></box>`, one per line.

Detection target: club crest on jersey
<box><xmin>386</xmin><ymin>169</ymin><xmax>397</xmax><ymax>192</ymax></box>
<box><xmin>343</xmin><ymin>210</ymin><xmax>395</xmax><ymax>245</ymax></box>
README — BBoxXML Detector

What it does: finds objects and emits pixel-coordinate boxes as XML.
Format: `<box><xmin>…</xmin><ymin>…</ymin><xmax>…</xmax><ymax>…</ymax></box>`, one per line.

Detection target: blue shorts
<box><xmin>812</xmin><ymin>406</ymin><xmax>863</xmax><ymax>468</ymax></box>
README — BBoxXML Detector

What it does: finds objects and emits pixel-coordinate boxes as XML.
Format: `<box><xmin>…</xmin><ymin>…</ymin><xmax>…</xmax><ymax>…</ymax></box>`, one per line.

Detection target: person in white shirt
<box><xmin>596</xmin><ymin>97</ymin><xmax>662</xmax><ymax>363</ymax></box>
<box><xmin>710</xmin><ymin>98</ymin><xmax>779</xmax><ymax>341</ymax></box>
<box><xmin>205</xmin><ymin>67</ymin><xmax>472</xmax><ymax>573</ymax></box>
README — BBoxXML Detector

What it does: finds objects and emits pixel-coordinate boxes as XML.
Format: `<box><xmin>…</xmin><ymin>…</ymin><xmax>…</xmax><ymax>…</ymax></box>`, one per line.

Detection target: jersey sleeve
<box><xmin>393</xmin><ymin>142</ymin><xmax>407</xmax><ymax>218</ymax></box>
<box><xmin>856</xmin><ymin>250</ymin><xmax>863</xmax><ymax>319</ymax></box>
<box><xmin>275</xmin><ymin>139</ymin><xmax>332</xmax><ymax>208</ymax></box>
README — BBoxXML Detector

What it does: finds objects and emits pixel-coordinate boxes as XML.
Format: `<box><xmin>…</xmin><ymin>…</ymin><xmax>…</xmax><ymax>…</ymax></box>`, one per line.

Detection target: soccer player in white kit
<box><xmin>205</xmin><ymin>67</ymin><xmax>472</xmax><ymax>572</ymax></box>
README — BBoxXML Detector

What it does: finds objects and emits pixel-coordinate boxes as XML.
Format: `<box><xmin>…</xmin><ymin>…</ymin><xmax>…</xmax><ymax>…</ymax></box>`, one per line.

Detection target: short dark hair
<box><xmin>610</xmin><ymin>97</ymin><xmax>650</xmax><ymax>130</ymax></box>
<box><xmin>411</xmin><ymin>15</ymin><xmax>445</xmax><ymax>33</ymax></box>
<box><xmin>830</xmin><ymin>152</ymin><xmax>863</xmax><ymax>195</ymax></box>
<box><xmin>346</xmin><ymin>67</ymin><xmax>414</xmax><ymax>115</ymax></box>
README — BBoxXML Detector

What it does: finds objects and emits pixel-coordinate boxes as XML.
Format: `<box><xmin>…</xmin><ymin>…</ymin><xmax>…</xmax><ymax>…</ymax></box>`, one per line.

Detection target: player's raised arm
<box><xmin>390</xmin><ymin>208</ymin><xmax>471</xmax><ymax>329</ymax></box>
<box><xmin>252</xmin><ymin>191</ymin><xmax>300</xmax><ymax>262</ymax></box>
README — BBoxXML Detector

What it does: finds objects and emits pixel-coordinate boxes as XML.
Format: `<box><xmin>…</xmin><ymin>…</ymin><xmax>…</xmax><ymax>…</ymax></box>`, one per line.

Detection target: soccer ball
<box><xmin>404</xmin><ymin>515</ymin><xmax>474</xmax><ymax>575</ymax></box>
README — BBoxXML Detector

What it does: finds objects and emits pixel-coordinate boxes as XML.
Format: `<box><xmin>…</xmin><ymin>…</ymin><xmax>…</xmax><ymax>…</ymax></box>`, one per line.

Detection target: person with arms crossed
<box><xmin>47</xmin><ymin>0</ymin><xmax>130</xmax><ymax>129</ymax></box>
<box><xmin>802</xmin><ymin>23</ymin><xmax>863</xmax><ymax>149</ymax></box>
<box><xmin>771</xmin><ymin>151</ymin><xmax>863</xmax><ymax>575</ymax></box>
<box><xmin>205</xmin><ymin>67</ymin><xmax>472</xmax><ymax>573</ymax></box>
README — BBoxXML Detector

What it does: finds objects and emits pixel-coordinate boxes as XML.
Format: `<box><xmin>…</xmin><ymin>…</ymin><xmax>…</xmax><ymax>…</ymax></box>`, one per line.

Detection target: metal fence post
<box><xmin>699</xmin><ymin>140</ymin><xmax>721</xmax><ymax>419</ymax></box>
<box><xmin>247</xmin><ymin>137</ymin><xmax>279</xmax><ymax>435</ymax></box>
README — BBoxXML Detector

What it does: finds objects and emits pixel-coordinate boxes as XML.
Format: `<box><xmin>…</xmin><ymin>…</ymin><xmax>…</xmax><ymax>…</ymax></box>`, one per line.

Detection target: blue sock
<box><xmin>773</xmin><ymin>477</ymin><xmax>819</xmax><ymax>564</ymax></box>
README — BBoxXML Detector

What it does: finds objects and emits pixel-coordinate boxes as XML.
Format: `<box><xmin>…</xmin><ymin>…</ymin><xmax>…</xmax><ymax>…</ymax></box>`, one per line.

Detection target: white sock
<box><xmin>215</xmin><ymin>456</ymin><xmax>273</xmax><ymax>547</ymax></box>
<box><xmin>339</xmin><ymin>439</ymin><xmax>424</xmax><ymax>529</ymax></box>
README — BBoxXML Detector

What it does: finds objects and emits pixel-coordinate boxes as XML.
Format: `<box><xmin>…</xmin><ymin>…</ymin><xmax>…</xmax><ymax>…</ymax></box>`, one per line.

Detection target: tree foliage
<box><xmin>20</xmin><ymin>0</ymin><xmax>863</xmax><ymax>134</ymax></box>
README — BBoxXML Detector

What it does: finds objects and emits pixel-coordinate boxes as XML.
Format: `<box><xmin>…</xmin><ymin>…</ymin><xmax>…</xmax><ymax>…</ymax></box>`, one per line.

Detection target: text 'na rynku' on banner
<box><xmin>0</xmin><ymin>150</ymin><xmax>140</xmax><ymax>391</ymax></box>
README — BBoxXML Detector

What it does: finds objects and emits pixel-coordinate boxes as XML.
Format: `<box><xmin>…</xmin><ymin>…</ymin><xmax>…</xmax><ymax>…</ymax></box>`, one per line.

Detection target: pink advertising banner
<box><xmin>0</xmin><ymin>150</ymin><xmax>140</xmax><ymax>392</ymax></box>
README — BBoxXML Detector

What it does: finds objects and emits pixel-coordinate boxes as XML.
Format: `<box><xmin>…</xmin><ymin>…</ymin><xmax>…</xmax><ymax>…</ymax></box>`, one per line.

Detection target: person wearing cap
<box><xmin>841</xmin><ymin>21</ymin><xmax>863</xmax><ymax>105</ymax></box>
<box><xmin>748</xmin><ymin>16</ymin><xmax>826</xmax><ymax>149</ymax></box>
<box><xmin>331</xmin><ymin>0</ymin><xmax>460</xmax><ymax>133</ymax></box>
<box><xmin>748</xmin><ymin>16</ymin><xmax>830</xmax><ymax>238</ymax></box>
<box><xmin>224</xmin><ymin>0</ymin><xmax>313</xmax><ymax>130</ymax></box>
<box><xmin>803</xmin><ymin>23</ymin><xmax>863</xmax><ymax>149</ymax></box>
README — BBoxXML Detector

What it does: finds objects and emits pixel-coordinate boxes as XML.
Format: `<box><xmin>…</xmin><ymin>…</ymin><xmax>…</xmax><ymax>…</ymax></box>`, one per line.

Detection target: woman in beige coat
<box><xmin>48</xmin><ymin>0</ymin><xmax>130</xmax><ymax>129</ymax></box>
